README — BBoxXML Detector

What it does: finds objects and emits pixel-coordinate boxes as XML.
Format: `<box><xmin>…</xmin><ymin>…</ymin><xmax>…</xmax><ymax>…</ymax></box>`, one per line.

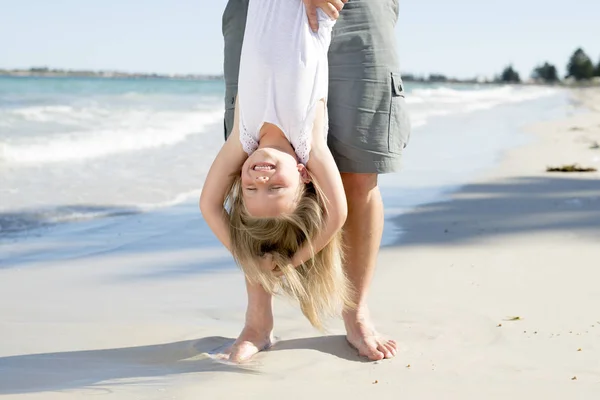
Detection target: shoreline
<box><xmin>3</xmin><ymin>72</ymin><xmax>600</xmax><ymax>88</ymax></box>
<box><xmin>1</xmin><ymin>89</ymin><xmax>599</xmax><ymax>399</ymax></box>
<box><xmin>0</xmin><ymin>70</ymin><xmax>223</xmax><ymax>81</ymax></box>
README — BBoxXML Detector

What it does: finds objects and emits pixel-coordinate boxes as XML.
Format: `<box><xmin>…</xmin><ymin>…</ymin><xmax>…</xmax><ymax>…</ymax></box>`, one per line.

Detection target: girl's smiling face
<box><xmin>241</xmin><ymin>147</ymin><xmax>309</xmax><ymax>217</ymax></box>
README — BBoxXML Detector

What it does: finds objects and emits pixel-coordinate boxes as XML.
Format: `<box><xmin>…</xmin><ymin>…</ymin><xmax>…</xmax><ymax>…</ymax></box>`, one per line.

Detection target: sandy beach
<box><xmin>1</xmin><ymin>87</ymin><xmax>599</xmax><ymax>399</ymax></box>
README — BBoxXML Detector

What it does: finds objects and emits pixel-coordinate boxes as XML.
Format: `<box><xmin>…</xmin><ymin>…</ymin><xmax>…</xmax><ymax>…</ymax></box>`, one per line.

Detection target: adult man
<box><xmin>221</xmin><ymin>0</ymin><xmax>411</xmax><ymax>361</ymax></box>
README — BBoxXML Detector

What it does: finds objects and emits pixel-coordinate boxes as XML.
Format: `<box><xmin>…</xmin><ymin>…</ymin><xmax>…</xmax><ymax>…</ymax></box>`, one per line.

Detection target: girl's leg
<box><xmin>225</xmin><ymin>278</ymin><xmax>274</xmax><ymax>362</ymax></box>
<box><xmin>222</xmin><ymin>0</ymin><xmax>273</xmax><ymax>363</ymax></box>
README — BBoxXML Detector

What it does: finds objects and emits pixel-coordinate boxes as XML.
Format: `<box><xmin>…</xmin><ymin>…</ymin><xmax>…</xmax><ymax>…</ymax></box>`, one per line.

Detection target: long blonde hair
<box><xmin>225</xmin><ymin>172</ymin><xmax>353</xmax><ymax>330</ymax></box>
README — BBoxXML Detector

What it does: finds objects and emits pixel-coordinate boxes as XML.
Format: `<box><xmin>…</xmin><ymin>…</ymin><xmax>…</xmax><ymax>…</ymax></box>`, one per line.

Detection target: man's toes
<box><xmin>367</xmin><ymin>349</ymin><xmax>385</xmax><ymax>361</ymax></box>
<box><xmin>382</xmin><ymin>341</ymin><xmax>396</xmax><ymax>358</ymax></box>
<box><xmin>376</xmin><ymin>341</ymin><xmax>392</xmax><ymax>358</ymax></box>
<box><xmin>362</xmin><ymin>340</ymin><xmax>385</xmax><ymax>360</ymax></box>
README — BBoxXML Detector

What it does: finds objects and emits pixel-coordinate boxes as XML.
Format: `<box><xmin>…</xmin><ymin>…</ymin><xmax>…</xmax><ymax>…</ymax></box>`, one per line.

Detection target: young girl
<box><xmin>200</xmin><ymin>0</ymin><xmax>353</xmax><ymax>329</ymax></box>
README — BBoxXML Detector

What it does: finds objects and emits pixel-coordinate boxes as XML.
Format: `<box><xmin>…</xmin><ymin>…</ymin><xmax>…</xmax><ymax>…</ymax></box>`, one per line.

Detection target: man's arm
<box><xmin>303</xmin><ymin>0</ymin><xmax>348</xmax><ymax>32</ymax></box>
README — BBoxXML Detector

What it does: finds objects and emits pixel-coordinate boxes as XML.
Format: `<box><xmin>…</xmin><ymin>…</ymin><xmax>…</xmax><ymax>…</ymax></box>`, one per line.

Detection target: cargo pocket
<box><xmin>388</xmin><ymin>72</ymin><xmax>411</xmax><ymax>153</ymax></box>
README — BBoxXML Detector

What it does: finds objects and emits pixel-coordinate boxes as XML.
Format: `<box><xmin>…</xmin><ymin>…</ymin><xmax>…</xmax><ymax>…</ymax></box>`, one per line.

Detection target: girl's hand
<box><xmin>259</xmin><ymin>253</ymin><xmax>282</xmax><ymax>276</ymax></box>
<box><xmin>303</xmin><ymin>0</ymin><xmax>347</xmax><ymax>32</ymax></box>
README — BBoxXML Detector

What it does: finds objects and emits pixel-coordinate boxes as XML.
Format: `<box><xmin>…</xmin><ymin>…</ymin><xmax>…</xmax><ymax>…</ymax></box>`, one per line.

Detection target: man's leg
<box><xmin>327</xmin><ymin>0</ymin><xmax>410</xmax><ymax>360</ymax></box>
<box><xmin>341</xmin><ymin>173</ymin><xmax>396</xmax><ymax>360</ymax></box>
<box><xmin>225</xmin><ymin>279</ymin><xmax>274</xmax><ymax>362</ymax></box>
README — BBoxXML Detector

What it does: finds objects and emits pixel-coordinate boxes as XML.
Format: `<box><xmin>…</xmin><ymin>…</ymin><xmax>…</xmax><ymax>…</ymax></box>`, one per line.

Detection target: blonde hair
<box><xmin>225</xmin><ymin>172</ymin><xmax>354</xmax><ymax>330</ymax></box>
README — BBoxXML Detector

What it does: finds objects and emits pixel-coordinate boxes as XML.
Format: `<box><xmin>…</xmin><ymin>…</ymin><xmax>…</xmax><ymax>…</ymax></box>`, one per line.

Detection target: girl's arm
<box><xmin>290</xmin><ymin>100</ymin><xmax>347</xmax><ymax>267</ymax></box>
<box><xmin>199</xmin><ymin>97</ymin><xmax>247</xmax><ymax>252</ymax></box>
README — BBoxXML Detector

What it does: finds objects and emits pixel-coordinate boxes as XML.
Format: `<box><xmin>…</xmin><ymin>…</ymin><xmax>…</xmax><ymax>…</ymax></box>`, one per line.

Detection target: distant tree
<box><xmin>29</xmin><ymin>66</ymin><xmax>49</xmax><ymax>73</ymax></box>
<box><xmin>595</xmin><ymin>57</ymin><xmax>600</xmax><ymax>77</ymax></box>
<box><xmin>566</xmin><ymin>48</ymin><xmax>594</xmax><ymax>81</ymax></box>
<box><xmin>403</xmin><ymin>74</ymin><xmax>428</xmax><ymax>82</ymax></box>
<box><xmin>428</xmin><ymin>74</ymin><xmax>447</xmax><ymax>82</ymax></box>
<box><xmin>532</xmin><ymin>62</ymin><xmax>559</xmax><ymax>83</ymax></box>
<box><xmin>500</xmin><ymin>65</ymin><xmax>521</xmax><ymax>83</ymax></box>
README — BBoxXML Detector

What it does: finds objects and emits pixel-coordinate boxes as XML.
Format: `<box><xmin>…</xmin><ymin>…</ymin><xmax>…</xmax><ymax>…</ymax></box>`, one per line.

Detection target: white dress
<box><xmin>238</xmin><ymin>0</ymin><xmax>334</xmax><ymax>165</ymax></box>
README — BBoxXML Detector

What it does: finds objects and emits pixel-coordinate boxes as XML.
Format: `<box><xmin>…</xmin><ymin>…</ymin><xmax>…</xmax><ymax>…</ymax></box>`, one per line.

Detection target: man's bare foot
<box><xmin>343</xmin><ymin>308</ymin><xmax>397</xmax><ymax>361</ymax></box>
<box><xmin>224</xmin><ymin>325</ymin><xmax>273</xmax><ymax>363</ymax></box>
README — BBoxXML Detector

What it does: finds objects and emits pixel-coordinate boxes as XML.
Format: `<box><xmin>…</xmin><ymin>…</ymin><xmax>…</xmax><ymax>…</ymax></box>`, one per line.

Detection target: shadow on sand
<box><xmin>0</xmin><ymin>337</ymin><xmax>244</xmax><ymax>395</ymax></box>
<box><xmin>386</xmin><ymin>176</ymin><xmax>600</xmax><ymax>247</ymax></box>
<box><xmin>0</xmin><ymin>335</ymin><xmax>364</xmax><ymax>395</ymax></box>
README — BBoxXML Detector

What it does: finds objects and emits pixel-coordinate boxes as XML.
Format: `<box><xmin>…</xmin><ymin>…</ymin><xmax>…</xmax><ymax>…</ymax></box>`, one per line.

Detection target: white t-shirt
<box><xmin>238</xmin><ymin>0</ymin><xmax>334</xmax><ymax>165</ymax></box>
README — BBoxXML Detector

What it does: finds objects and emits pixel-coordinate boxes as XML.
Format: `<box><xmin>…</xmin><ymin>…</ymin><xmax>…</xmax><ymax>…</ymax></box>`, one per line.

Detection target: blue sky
<box><xmin>1</xmin><ymin>0</ymin><xmax>599</xmax><ymax>79</ymax></box>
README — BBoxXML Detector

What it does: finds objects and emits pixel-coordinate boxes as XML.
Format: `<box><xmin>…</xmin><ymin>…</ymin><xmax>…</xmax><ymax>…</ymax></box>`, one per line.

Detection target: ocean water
<box><xmin>0</xmin><ymin>76</ymin><xmax>564</xmax><ymax>236</ymax></box>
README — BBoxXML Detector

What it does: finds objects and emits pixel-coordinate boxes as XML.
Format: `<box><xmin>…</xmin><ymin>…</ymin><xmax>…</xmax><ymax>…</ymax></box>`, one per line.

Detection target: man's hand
<box><xmin>303</xmin><ymin>0</ymin><xmax>348</xmax><ymax>32</ymax></box>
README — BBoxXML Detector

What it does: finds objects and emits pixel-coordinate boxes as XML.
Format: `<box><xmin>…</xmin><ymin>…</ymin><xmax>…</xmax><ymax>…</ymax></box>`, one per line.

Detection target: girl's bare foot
<box><xmin>225</xmin><ymin>325</ymin><xmax>273</xmax><ymax>363</ymax></box>
<box><xmin>222</xmin><ymin>279</ymin><xmax>274</xmax><ymax>363</ymax></box>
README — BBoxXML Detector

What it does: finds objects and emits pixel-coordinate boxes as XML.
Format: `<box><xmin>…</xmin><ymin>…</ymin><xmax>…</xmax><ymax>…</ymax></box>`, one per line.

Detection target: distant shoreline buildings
<box><xmin>2</xmin><ymin>46</ymin><xmax>599</xmax><ymax>85</ymax></box>
<box><xmin>0</xmin><ymin>67</ymin><xmax>223</xmax><ymax>81</ymax></box>
<box><xmin>0</xmin><ymin>67</ymin><xmax>522</xmax><ymax>85</ymax></box>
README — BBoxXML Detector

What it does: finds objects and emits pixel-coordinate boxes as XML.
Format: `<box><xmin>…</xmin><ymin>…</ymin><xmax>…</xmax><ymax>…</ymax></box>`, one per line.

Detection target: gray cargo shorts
<box><xmin>222</xmin><ymin>0</ymin><xmax>411</xmax><ymax>174</ymax></box>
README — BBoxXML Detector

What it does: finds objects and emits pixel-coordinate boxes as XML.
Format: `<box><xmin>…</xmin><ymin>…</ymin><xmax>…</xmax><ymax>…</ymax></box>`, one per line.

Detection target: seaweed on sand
<box><xmin>546</xmin><ymin>164</ymin><xmax>597</xmax><ymax>172</ymax></box>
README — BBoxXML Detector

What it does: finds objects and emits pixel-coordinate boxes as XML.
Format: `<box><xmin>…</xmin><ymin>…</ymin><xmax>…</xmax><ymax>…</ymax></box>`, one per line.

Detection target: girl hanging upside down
<box><xmin>200</xmin><ymin>0</ymin><xmax>353</xmax><ymax>330</ymax></box>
